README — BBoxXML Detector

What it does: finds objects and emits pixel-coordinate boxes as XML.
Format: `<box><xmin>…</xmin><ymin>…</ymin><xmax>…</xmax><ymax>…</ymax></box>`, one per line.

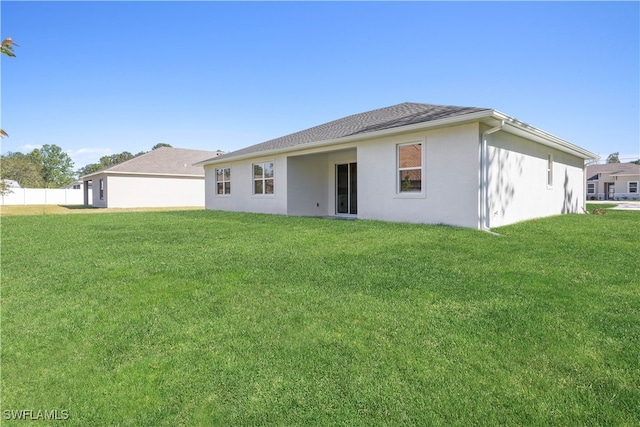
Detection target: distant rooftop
<box><xmin>82</xmin><ymin>147</ymin><xmax>224</xmax><ymax>178</ymax></box>
<box><xmin>586</xmin><ymin>162</ymin><xmax>640</xmax><ymax>180</ymax></box>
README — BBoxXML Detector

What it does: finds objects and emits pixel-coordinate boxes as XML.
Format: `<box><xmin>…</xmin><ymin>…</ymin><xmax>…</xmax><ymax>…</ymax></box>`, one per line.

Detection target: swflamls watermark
<box><xmin>3</xmin><ymin>409</ymin><xmax>69</xmax><ymax>421</ymax></box>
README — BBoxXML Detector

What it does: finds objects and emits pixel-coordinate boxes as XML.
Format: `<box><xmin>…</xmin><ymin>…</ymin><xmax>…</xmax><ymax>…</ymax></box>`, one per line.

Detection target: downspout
<box><xmin>480</xmin><ymin>120</ymin><xmax>505</xmax><ymax>232</ymax></box>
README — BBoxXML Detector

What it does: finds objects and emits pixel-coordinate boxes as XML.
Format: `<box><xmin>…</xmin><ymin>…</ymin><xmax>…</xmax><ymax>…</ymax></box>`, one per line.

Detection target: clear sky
<box><xmin>1</xmin><ymin>1</ymin><xmax>638</xmax><ymax>170</ymax></box>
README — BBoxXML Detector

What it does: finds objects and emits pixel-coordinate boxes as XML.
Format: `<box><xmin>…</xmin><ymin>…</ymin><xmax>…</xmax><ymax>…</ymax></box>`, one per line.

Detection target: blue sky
<box><xmin>1</xmin><ymin>1</ymin><xmax>638</xmax><ymax>170</ymax></box>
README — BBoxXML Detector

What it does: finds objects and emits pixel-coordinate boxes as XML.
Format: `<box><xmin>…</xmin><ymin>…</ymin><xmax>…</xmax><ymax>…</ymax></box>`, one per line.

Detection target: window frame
<box><xmin>396</xmin><ymin>139</ymin><xmax>425</xmax><ymax>198</ymax></box>
<box><xmin>629</xmin><ymin>181</ymin><xmax>639</xmax><ymax>194</ymax></box>
<box><xmin>99</xmin><ymin>179</ymin><xmax>104</xmax><ymax>200</ymax></box>
<box><xmin>547</xmin><ymin>154</ymin><xmax>554</xmax><ymax>188</ymax></box>
<box><xmin>586</xmin><ymin>182</ymin><xmax>595</xmax><ymax>194</ymax></box>
<box><xmin>215</xmin><ymin>167</ymin><xmax>231</xmax><ymax>196</ymax></box>
<box><xmin>252</xmin><ymin>161</ymin><xmax>275</xmax><ymax>196</ymax></box>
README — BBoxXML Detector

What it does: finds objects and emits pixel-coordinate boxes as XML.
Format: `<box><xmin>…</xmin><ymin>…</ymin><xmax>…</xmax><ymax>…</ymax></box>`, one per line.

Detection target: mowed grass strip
<box><xmin>1</xmin><ymin>209</ymin><xmax>639</xmax><ymax>425</ymax></box>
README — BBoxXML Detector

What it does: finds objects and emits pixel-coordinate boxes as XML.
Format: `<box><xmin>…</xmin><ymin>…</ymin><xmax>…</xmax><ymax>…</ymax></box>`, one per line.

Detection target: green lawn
<box><xmin>1</xmin><ymin>208</ymin><xmax>638</xmax><ymax>425</ymax></box>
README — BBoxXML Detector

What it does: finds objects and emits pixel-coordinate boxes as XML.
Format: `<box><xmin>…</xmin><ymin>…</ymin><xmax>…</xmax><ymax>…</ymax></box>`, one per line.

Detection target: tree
<box><xmin>104</xmin><ymin>151</ymin><xmax>135</xmax><ymax>165</ymax></box>
<box><xmin>27</xmin><ymin>144</ymin><xmax>75</xmax><ymax>188</ymax></box>
<box><xmin>77</xmin><ymin>145</ymin><xmax>163</xmax><ymax>177</ymax></box>
<box><xmin>77</xmin><ymin>151</ymin><xmax>136</xmax><ymax>176</ymax></box>
<box><xmin>631</xmin><ymin>159</ymin><xmax>640</xmax><ymax>165</ymax></box>
<box><xmin>606</xmin><ymin>152</ymin><xmax>620</xmax><ymax>164</ymax></box>
<box><xmin>1</xmin><ymin>36</ymin><xmax>17</xmax><ymax>57</ymax></box>
<box><xmin>76</xmin><ymin>163</ymin><xmax>103</xmax><ymax>177</ymax></box>
<box><xmin>0</xmin><ymin>179</ymin><xmax>11</xmax><ymax>197</ymax></box>
<box><xmin>0</xmin><ymin>152</ymin><xmax>45</xmax><ymax>187</ymax></box>
<box><xmin>1</xmin><ymin>37</ymin><xmax>18</xmax><ymax>138</ymax></box>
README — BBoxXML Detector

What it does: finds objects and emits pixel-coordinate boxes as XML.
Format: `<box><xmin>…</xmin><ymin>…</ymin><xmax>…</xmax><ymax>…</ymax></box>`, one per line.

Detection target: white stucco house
<box><xmin>585</xmin><ymin>163</ymin><xmax>640</xmax><ymax>200</ymax></box>
<box><xmin>81</xmin><ymin>147</ymin><xmax>223</xmax><ymax>208</ymax></box>
<box><xmin>196</xmin><ymin>102</ymin><xmax>597</xmax><ymax>229</ymax></box>
<box><xmin>65</xmin><ymin>180</ymin><xmax>91</xmax><ymax>191</ymax></box>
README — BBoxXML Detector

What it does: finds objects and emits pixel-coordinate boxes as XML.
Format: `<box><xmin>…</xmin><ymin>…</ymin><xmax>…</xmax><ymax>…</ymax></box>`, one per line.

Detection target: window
<box><xmin>99</xmin><ymin>179</ymin><xmax>104</xmax><ymax>200</ymax></box>
<box><xmin>253</xmin><ymin>162</ymin><xmax>274</xmax><ymax>195</ymax></box>
<box><xmin>547</xmin><ymin>154</ymin><xmax>553</xmax><ymax>187</ymax></box>
<box><xmin>587</xmin><ymin>183</ymin><xmax>595</xmax><ymax>194</ymax></box>
<box><xmin>629</xmin><ymin>182</ymin><xmax>638</xmax><ymax>194</ymax></box>
<box><xmin>216</xmin><ymin>168</ymin><xmax>231</xmax><ymax>195</ymax></box>
<box><xmin>398</xmin><ymin>143</ymin><xmax>422</xmax><ymax>193</ymax></box>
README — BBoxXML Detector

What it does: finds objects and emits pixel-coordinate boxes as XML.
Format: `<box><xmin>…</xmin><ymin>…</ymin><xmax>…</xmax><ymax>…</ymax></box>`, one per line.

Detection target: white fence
<box><xmin>1</xmin><ymin>188</ymin><xmax>91</xmax><ymax>205</ymax></box>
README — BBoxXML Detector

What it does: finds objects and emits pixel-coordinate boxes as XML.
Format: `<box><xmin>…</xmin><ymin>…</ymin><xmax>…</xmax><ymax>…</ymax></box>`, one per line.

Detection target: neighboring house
<box><xmin>65</xmin><ymin>180</ymin><xmax>93</xmax><ymax>204</ymax></box>
<box><xmin>65</xmin><ymin>180</ymin><xmax>90</xmax><ymax>190</ymax></box>
<box><xmin>196</xmin><ymin>102</ymin><xmax>597</xmax><ymax>229</ymax></box>
<box><xmin>81</xmin><ymin>147</ymin><xmax>223</xmax><ymax>208</ymax></box>
<box><xmin>585</xmin><ymin>163</ymin><xmax>640</xmax><ymax>201</ymax></box>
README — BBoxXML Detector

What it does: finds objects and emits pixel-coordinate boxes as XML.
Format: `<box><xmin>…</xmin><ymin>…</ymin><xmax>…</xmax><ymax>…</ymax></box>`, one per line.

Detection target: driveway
<box><xmin>592</xmin><ymin>201</ymin><xmax>640</xmax><ymax>211</ymax></box>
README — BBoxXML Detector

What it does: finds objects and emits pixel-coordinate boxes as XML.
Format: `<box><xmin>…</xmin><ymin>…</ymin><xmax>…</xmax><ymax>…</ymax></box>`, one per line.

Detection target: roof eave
<box><xmin>80</xmin><ymin>171</ymin><xmax>204</xmax><ymax>179</ymax></box>
<box><xmin>197</xmin><ymin>109</ymin><xmax>598</xmax><ymax>166</ymax></box>
<box><xmin>611</xmin><ymin>173</ymin><xmax>640</xmax><ymax>177</ymax></box>
<box><xmin>196</xmin><ymin>109</ymin><xmax>497</xmax><ymax>166</ymax></box>
<box><xmin>492</xmin><ymin>111</ymin><xmax>598</xmax><ymax>160</ymax></box>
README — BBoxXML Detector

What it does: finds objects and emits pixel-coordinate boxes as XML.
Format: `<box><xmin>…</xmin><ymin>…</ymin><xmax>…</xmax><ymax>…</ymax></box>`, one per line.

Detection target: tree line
<box><xmin>1</xmin><ymin>143</ymin><xmax>172</xmax><ymax>189</ymax></box>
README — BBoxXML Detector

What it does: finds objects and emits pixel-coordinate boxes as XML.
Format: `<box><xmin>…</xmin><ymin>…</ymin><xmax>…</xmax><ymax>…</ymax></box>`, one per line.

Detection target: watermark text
<box><xmin>3</xmin><ymin>409</ymin><xmax>69</xmax><ymax>421</ymax></box>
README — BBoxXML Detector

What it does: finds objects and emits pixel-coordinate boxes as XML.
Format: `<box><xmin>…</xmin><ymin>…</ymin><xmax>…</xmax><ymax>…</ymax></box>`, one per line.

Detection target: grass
<box><xmin>0</xmin><ymin>204</ymin><xmax>203</xmax><ymax>216</ymax></box>
<box><xmin>1</xmin><ymin>207</ymin><xmax>639</xmax><ymax>425</ymax></box>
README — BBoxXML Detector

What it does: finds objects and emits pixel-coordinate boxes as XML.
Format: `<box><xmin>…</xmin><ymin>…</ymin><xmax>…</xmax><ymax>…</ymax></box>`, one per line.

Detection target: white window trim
<box><xmin>586</xmin><ymin>183</ymin><xmax>596</xmax><ymax>194</ymax></box>
<box><xmin>628</xmin><ymin>181</ymin><xmax>639</xmax><ymax>194</ymax></box>
<box><xmin>395</xmin><ymin>138</ymin><xmax>426</xmax><ymax>199</ymax></box>
<box><xmin>547</xmin><ymin>153</ymin><xmax>554</xmax><ymax>189</ymax></box>
<box><xmin>252</xmin><ymin>161</ymin><xmax>276</xmax><ymax>197</ymax></box>
<box><xmin>215</xmin><ymin>167</ymin><xmax>231</xmax><ymax>197</ymax></box>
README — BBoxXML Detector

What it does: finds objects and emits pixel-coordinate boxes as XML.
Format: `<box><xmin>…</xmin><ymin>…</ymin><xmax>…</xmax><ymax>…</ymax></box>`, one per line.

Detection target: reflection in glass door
<box><xmin>336</xmin><ymin>163</ymin><xmax>357</xmax><ymax>215</ymax></box>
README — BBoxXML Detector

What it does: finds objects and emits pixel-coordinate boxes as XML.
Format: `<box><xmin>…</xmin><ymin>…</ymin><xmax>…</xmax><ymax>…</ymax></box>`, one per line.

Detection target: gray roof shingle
<box><xmin>586</xmin><ymin>163</ymin><xmax>640</xmax><ymax>180</ymax></box>
<box><xmin>204</xmin><ymin>102</ymin><xmax>490</xmax><ymax>163</ymax></box>
<box><xmin>91</xmin><ymin>147</ymin><xmax>222</xmax><ymax>177</ymax></box>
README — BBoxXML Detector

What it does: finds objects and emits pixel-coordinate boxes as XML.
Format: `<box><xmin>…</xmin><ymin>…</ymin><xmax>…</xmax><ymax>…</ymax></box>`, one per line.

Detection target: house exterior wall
<box><xmin>92</xmin><ymin>174</ymin><xmax>205</xmax><ymax>208</ymax></box>
<box><xmin>204</xmin><ymin>156</ymin><xmax>288</xmax><ymax>215</ymax></box>
<box><xmin>203</xmin><ymin>121</ymin><xmax>589</xmax><ymax>229</ymax></box>
<box><xmin>204</xmin><ymin>124</ymin><xmax>481</xmax><ymax>228</ymax></box>
<box><xmin>325</xmin><ymin>149</ymin><xmax>357</xmax><ymax>216</ymax></box>
<box><xmin>357</xmin><ymin>123</ymin><xmax>480</xmax><ymax>228</ymax></box>
<box><xmin>587</xmin><ymin>174</ymin><xmax>640</xmax><ymax>200</ymax></box>
<box><xmin>486</xmin><ymin>130</ymin><xmax>586</xmax><ymax>228</ymax></box>
<box><xmin>91</xmin><ymin>174</ymin><xmax>108</xmax><ymax>208</ymax></box>
<box><xmin>287</xmin><ymin>152</ymin><xmax>330</xmax><ymax>216</ymax></box>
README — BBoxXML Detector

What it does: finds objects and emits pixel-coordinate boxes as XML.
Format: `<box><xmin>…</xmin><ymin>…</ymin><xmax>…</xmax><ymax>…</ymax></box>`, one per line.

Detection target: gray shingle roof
<box><xmin>93</xmin><ymin>147</ymin><xmax>222</xmax><ymax>176</ymax></box>
<box><xmin>586</xmin><ymin>163</ymin><xmax>640</xmax><ymax>180</ymax></box>
<box><xmin>204</xmin><ymin>102</ymin><xmax>490</xmax><ymax>163</ymax></box>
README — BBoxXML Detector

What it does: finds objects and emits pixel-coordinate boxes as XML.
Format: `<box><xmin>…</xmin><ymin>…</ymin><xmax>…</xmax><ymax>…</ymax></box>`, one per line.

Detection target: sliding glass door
<box><xmin>336</xmin><ymin>163</ymin><xmax>357</xmax><ymax>215</ymax></box>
